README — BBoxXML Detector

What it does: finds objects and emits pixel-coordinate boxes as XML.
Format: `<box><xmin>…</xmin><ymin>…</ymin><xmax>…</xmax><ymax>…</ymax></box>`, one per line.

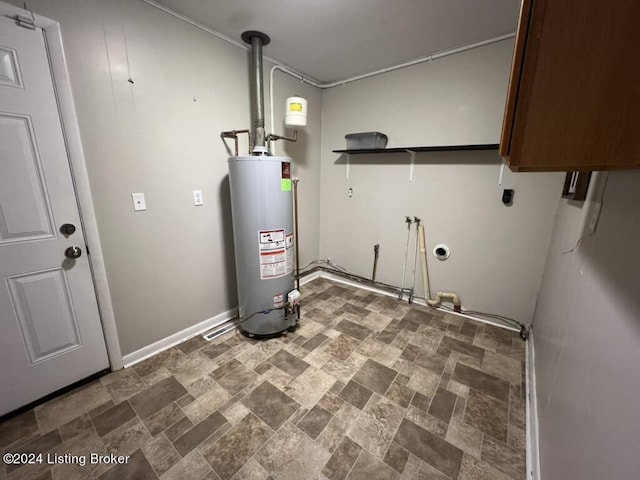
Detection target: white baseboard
<box><xmin>120</xmin><ymin>270</ymin><xmax>323</xmax><ymax>368</ymax></box>
<box><xmin>526</xmin><ymin>331</ymin><xmax>541</xmax><ymax>480</ymax></box>
<box><xmin>299</xmin><ymin>271</ymin><xmax>321</xmax><ymax>285</ymax></box>
<box><xmin>308</xmin><ymin>270</ymin><xmax>519</xmax><ymax>332</ymax></box>
<box><xmin>122</xmin><ymin>271</ymin><xmax>522</xmax><ymax>371</ymax></box>
<box><xmin>122</xmin><ymin>307</ymin><xmax>238</xmax><ymax>368</ymax></box>
<box><xmin>122</xmin><ymin>272</ymin><xmax>322</xmax><ymax>369</ymax></box>
<box><xmin>316</xmin><ymin>271</ymin><xmax>396</xmax><ymax>296</ymax></box>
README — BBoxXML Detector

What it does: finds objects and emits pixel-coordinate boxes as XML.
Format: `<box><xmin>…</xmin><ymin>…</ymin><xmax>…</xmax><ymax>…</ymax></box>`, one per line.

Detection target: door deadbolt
<box><xmin>60</xmin><ymin>223</ymin><xmax>76</xmax><ymax>235</ymax></box>
<box><xmin>64</xmin><ymin>246</ymin><xmax>82</xmax><ymax>259</ymax></box>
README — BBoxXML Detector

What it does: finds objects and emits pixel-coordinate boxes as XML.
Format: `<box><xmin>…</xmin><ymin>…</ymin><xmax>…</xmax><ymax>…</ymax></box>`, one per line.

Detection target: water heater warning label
<box><xmin>273</xmin><ymin>293</ymin><xmax>284</xmax><ymax>308</ymax></box>
<box><xmin>258</xmin><ymin>229</ymin><xmax>291</xmax><ymax>279</ymax></box>
<box><xmin>260</xmin><ymin>230</ymin><xmax>284</xmax><ymax>244</ymax></box>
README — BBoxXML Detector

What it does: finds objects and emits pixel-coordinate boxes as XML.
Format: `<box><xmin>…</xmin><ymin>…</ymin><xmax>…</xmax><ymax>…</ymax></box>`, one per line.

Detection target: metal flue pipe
<box><xmin>241</xmin><ymin>31</ymin><xmax>270</xmax><ymax>152</ymax></box>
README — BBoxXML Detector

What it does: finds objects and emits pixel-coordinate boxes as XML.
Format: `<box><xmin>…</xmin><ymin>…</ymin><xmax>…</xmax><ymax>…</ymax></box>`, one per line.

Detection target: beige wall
<box><xmin>12</xmin><ymin>0</ymin><xmax>564</xmax><ymax>357</ymax></box>
<box><xmin>272</xmin><ymin>72</ymin><xmax>322</xmax><ymax>269</ymax></box>
<box><xmin>319</xmin><ymin>40</ymin><xmax>564</xmax><ymax>324</ymax></box>
<box><xmin>15</xmin><ymin>0</ymin><xmax>322</xmax><ymax>355</ymax></box>
<box><xmin>532</xmin><ymin>170</ymin><xmax>640</xmax><ymax>479</ymax></box>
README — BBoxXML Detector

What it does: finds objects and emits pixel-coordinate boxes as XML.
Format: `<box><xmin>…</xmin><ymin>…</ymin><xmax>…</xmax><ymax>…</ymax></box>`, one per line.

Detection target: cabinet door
<box><xmin>500</xmin><ymin>0</ymin><xmax>640</xmax><ymax>171</ymax></box>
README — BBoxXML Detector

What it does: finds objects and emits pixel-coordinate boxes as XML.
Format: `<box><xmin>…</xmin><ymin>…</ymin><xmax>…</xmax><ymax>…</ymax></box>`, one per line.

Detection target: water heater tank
<box><xmin>228</xmin><ymin>155</ymin><xmax>296</xmax><ymax>336</ymax></box>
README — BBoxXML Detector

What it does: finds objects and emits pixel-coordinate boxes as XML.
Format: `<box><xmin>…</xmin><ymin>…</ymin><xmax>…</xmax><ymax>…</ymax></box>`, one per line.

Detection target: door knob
<box><xmin>60</xmin><ymin>223</ymin><xmax>76</xmax><ymax>235</ymax></box>
<box><xmin>64</xmin><ymin>246</ymin><xmax>82</xmax><ymax>259</ymax></box>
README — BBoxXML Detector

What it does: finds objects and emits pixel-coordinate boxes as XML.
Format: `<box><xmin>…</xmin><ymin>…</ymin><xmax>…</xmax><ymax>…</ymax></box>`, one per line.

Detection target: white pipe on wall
<box><xmin>267</xmin><ymin>33</ymin><xmax>515</xmax><ymax>90</ymax></box>
<box><xmin>142</xmin><ymin>0</ymin><xmax>514</xmax><ymax>89</ymax></box>
<box><xmin>144</xmin><ymin>0</ymin><xmax>514</xmax><ymax>156</ymax></box>
<box><xmin>142</xmin><ymin>0</ymin><xmax>246</xmax><ymax>50</ymax></box>
<box><xmin>418</xmin><ymin>223</ymin><xmax>432</xmax><ymax>300</ymax></box>
<box><xmin>427</xmin><ymin>291</ymin><xmax>462</xmax><ymax>311</ymax></box>
<box><xmin>418</xmin><ymin>224</ymin><xmax>461</xmax><ymax>311</ymax></box>
<box><xmin>143</xmin><ymin>0</ymin><xmax>500</xmax><ymax>315</ymax></box>
<box><xmin>317</xmin><ymin>33</ymin><xmax>515</xmax><ymax>88</ymax></box>
<box><xmin>269</xmin><ymin>66</ymin><xmax>287</xmax><ymax>156</ymax></box>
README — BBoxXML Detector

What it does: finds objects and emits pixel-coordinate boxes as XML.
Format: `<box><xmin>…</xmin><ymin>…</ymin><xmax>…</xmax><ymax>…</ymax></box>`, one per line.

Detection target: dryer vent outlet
<box><xmin>434</xmin><ymin>244</ymin><xmax>450</xmax><ymax>261</ymax></box>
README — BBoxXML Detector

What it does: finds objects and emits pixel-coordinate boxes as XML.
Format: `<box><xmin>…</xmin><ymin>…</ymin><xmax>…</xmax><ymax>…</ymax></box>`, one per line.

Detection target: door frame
<box><xmin>0</xmin><ymin>2</ymin><xmax>123</xmax><ymax>370</ymax></box>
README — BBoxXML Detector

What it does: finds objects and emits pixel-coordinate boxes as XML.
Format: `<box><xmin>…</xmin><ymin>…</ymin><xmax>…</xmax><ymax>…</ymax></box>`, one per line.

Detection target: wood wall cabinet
<box><xmin>500</xmin><ymin>0</ymin><xmax>640</xmax><ymax>172</ymax></box>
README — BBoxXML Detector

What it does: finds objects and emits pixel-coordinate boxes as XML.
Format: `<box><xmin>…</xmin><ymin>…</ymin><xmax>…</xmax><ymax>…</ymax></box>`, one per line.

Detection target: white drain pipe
<box><xmin>428</xmin><ymin>291</ymin><xmax>461</xmax><ymax>311</ymax></box>
<box><xmin>418</xmin><ymin>223</ymin><xmax>461</xmax><ymax>312</ymax></box>
<box><xmin>418</xmin><ymin>223</ymin><xmax>432</xmax><ymax>300</ymax></box>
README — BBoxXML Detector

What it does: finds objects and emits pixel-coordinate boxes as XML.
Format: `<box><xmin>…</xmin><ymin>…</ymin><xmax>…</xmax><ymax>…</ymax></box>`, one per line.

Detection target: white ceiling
<box><xmin>151</xmin><ymin>0</ymin><xmax>521</xmax><ymax>83</ymax></box>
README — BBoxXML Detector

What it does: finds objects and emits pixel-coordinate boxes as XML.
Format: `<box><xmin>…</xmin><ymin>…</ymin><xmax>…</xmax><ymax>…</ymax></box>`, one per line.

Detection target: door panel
<box><xmin>7</xmin><ymin>268</ymin><xmax>82</xmax><ymax>363</ymax></box>
<box><xmin>0</xmin><ymin>113</ymin><xmax>55</xmax><ymax>242</ymax></box>
<box><xmin>0</xmin><ymin>16</ymin><xmax>109</xmax><ymax>416</ymax></box>
<box><xmin>0</xmin><ymin>45</ymin><xmax>22</xmax><ymax>88</ymax></box>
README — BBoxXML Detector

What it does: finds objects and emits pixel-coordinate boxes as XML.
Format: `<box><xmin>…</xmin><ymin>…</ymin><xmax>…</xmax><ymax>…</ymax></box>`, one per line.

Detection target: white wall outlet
<box><xmin>132</xmin><ymin>192</ymin><xmax>146</xmax><ymax>211</ymax></box>
<box><xmin>193</xmin><ymin>190</ymin><xmax>203</xmax><ymax>206</ymax></box>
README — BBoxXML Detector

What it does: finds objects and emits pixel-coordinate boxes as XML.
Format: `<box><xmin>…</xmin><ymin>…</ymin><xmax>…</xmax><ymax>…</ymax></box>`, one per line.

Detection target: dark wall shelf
<box><xmin>332</xmin><ymin>144</ymin><xmax>499</xmax><ymax>155</ymax></box>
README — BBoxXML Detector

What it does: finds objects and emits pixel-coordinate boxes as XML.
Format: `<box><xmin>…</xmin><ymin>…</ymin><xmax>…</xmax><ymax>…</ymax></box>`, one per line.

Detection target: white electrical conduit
<box><xmin>418</xmin><ymin>223</ymin><xmax>461</xmax><ymax>311</ymax></box>
<box><xmin>268</xmin><ymin>33</ymin><xmax>515</xmax><ymax>89</ymax></box>
<box><xmin>144</xmin><ymin>0</ymin><xmax>514</xmax><ymax>90</ymax></box>
<box><xmin>143</xmin><ymin>0</ymin><xmax>515</xmax><ymax>150</ymax></box>
<box><xmin>269</xmin><ymin>34</ymin><xmax>515</xmax><ymax>153</ymax></box>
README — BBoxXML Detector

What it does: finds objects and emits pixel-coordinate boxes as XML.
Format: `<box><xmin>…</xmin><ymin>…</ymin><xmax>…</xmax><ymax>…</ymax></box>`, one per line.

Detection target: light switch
<box><xmin>193</xmin><ymin>190</ymin><xmax>203</xmax><ymax>206</ymax></box>
<box><xmin>132</xmin><ymin>192</ymin><xmax>146</xmax><ymax>211</ymax></box>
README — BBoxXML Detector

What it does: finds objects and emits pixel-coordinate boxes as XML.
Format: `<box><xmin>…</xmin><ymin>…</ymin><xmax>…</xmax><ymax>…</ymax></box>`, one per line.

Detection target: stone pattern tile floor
<box><xmin>0</xmin><ymin>279</ymin><xmax>526</xmax><ymax>480</ymax></box>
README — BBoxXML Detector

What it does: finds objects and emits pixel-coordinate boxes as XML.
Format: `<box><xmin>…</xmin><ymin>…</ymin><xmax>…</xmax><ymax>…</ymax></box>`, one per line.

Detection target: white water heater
<box><xmin>228</xmin><ymin>155</ymin><xmax>296</xmax><ymax>336</ymax></box>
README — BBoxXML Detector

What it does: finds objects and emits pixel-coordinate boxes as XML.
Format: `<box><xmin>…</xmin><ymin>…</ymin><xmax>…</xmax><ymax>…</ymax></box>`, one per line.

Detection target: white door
<box><xmin>0</xmin><ymin>16</ymin><xmax>109</xmax><ymax>416</ymax></box>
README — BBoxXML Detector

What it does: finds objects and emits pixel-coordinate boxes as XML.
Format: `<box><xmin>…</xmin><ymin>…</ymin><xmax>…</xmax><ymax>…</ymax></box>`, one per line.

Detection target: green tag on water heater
<box><xmin>281</xmin><ymin>162</ymin><xmax>291</xmax><ymax>191</ymax></box>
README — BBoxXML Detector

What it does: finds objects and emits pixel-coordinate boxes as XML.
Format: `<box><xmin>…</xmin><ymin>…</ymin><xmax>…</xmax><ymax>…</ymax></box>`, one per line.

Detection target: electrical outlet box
<box><xmin>576</xmin><ymin>199</ymin><xmax>603</xmax><ymax>242</ymax></box>
<box><xmin>193</xmin><ymin>190</ymin><xmax>203</xmax><ymax>206</ymax></box>
<box><xmin>502</xmin><ymin>189</ymin><xmax>514</xmax><ymax>205</ymax></box>
<box><xmin>132</xmin><ymin>193</ymin><xmax>146</xmax><ymax>211</ymax></box>
<box><xmin>587</xmin><ymin>201</ymin><xmax>602</xmax><ymax>234</ymax></box>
